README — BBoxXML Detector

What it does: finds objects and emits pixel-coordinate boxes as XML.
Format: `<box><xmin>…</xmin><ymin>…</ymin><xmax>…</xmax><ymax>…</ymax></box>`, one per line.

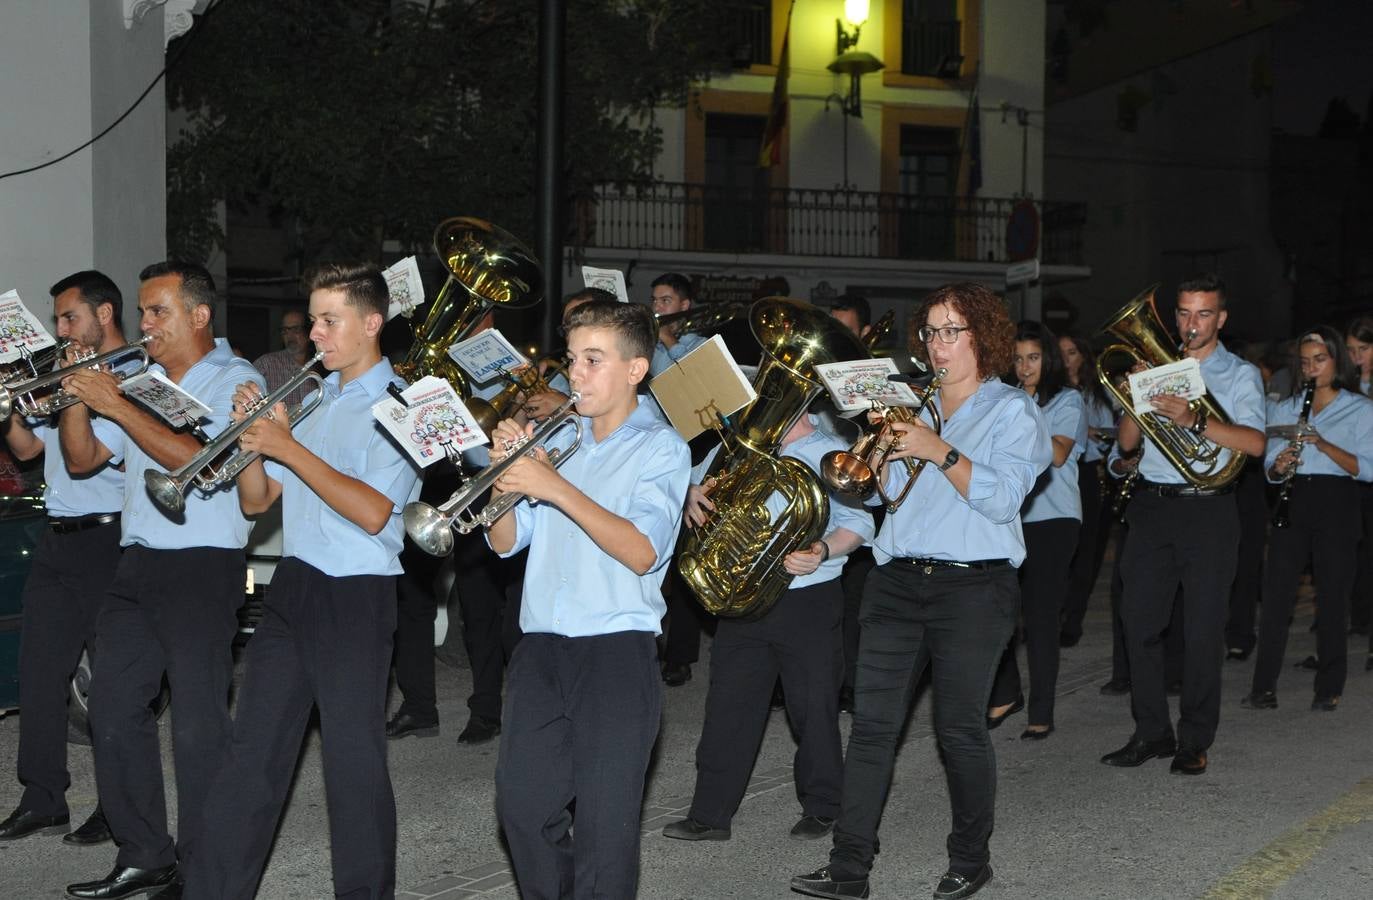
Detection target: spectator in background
<box><xmin>253</xmin><ymin>308</ymin><xmax>319</xmax><ymax>408</ymax></box>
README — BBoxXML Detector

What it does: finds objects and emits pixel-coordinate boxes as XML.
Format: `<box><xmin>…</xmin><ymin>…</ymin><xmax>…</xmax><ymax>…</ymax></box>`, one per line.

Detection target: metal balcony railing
<box><xmin>572</xmin><ymin>182</ymin><xmax>1086</xmax><ymax>266</ymax></box>
<box><xmin>902</xmin><ymin>19</ymin><xmax>961</xmax><ymax>77</ymax></box>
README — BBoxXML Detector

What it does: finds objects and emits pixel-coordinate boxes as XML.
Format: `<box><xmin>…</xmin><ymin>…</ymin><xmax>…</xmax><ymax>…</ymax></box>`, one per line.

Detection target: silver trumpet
<box><xmin>1</xmin><ymin>337</ymin><xmax>152</xmax><ymax>419</ymax></box>
<box><xmin>403</xmin><ymin>392</ymin><xmax>583</xmax><ymax>556</ymax></box>
<box><xmin>144</xmin><ymin>352</ymin><xmax>326</xmax><ymax>514</ymax></box>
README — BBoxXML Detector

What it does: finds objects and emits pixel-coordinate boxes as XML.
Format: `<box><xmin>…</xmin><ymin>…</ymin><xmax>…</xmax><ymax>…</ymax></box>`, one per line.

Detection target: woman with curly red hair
<box><xmin>792</xmin><ymin>283</ymin><xmax>1052</xmax><ymax>900</ymax></box>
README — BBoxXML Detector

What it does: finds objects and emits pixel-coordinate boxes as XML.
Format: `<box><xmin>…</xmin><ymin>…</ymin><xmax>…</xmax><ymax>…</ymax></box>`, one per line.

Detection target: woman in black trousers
<box><xmin>1342</xmin><ymin>316</ymin><xmax>1373</xmax><ymax>652</ymax></box>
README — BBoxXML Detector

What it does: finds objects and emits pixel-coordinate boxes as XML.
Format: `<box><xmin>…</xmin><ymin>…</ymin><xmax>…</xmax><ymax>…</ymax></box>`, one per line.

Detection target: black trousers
<box><xmin>15</xmin><ymin>521</ymin><xmax>122</xmax><ymax>817</ymax></box>
<box><xmin>90</xmin><ymin>546</ymin><xmax>244</xmax><ymax>870</ymax></box>
<box><xmin>1350</xmin><ymin>482</ymin><xmax>1373</xmax><ymax>635</ymax></box>
<box><xmin>185</xmin><ymin>559</ymin><xmax>398</xmax><ymax>900</ymax></box>
<box><xmin>830</xmin><ymin>562</ymin><xmax>1017</xmax><ymax>878</ymax></box>
<box><xmin>1252</xmin><ymin>477</ymin><xmax>1361</xmax><ymax>700</ymax></box>
<box><xmin>1224</xmin><ymin>463</ymin><xmax>1269</xmax><ymax>654</ymax></box>
<box><xmin>496</xmin><ymin>631</ymin><xmax>661</xmax><ymax>900</ymax></box>
<box><xmin>661</xmin><ymin>563</ymin><xmax>709</xmax><ymax>666</ymax></box>
<box><xmin>688</xmin><ymin>580</ymin><xmax>844</xmax><ymax>829</ymax></box>
<box><xmin>839</xmin><ymin>548</ymin><xmax>876</xmax><ymax>696</ymax></box>
<box><xmin>1061</xmin><ymin>463</ymin><xmax>1111</xmax><ymax>641</ymax></box>
<box><xmin>990</xmin><ymin>518</ymin><xmax>1079</xmax><ymax>726</ymax></box>
<box><xmin>1119</xmin><ymin>491</ymin><xmax>1238</xmax><ymax>751</ymax></box>
<box><xmin>393</xmin><ymin>536</ymin><xmax>447</xmax><ymax>722</ymax></box>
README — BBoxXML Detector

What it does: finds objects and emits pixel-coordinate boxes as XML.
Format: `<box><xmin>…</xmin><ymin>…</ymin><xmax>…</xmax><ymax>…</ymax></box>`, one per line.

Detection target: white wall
<box><xmin>0</xmin><ymin>1</ymin><xmax>167</xmax><ymax>338</ymax></box>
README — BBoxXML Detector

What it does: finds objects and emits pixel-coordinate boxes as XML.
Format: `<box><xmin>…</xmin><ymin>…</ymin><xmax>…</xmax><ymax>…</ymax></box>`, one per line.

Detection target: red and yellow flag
<box><xmin>758</xmin><ymin>2</ymin><xmax>794</xmax><ymax>168</ymax></box>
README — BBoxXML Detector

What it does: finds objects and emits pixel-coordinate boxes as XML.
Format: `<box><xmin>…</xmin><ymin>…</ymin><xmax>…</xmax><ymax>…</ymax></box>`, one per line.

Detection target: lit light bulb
<box><xmin>845</xmin><ymin>0</ymin><xmax>870</xmax><ymax>28</ymax></box>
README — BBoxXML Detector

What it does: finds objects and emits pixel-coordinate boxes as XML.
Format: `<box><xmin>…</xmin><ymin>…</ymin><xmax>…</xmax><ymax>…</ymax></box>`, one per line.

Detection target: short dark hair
<box><xmin>910</xmin><ymin>282</ymin><xmax>1015</xmax><ymax>379</ymax></box>
<box><xmin>1008</xmin><ymin>320</ymin><xmax>1067</xmax><ymax>406</ymax></box>
<box><xmin>304</xmin><ymin>263</ymin><xmax>389</xmax><ymax>319</ymax></box>
<box><xmin>830</xmin><ymin>294</ymin><xmax>871</xmax><ymax>329</ymax></box>
<box><xmin>563</xmin><ymin>287</ymin><xmax>619</xmax><ymax>307</ymax></box>
<box><xmin>650</xmin><ymin>272</ymin><xmax>694</xmax><ymax>302</ymax></box>
<box><xmin>49</xmin><ymin>270</ymin><xmax>122</xmax><ymax>323</ymax></box>
<box><xmin>1346</xmin><ymin>314</ymin><xmax>1373</xmax><ymax>346</ymax></box>
<box><xmin>1294</xmin><ymin>325</ymin><xmax>1359</xmax><ymax>395</ymax></box>
<box><xmin>564</xmin><ymin>298</ymin><xmax>655</xmax><ymax>362</ymax></box>
<box><xmin>140</xmin><ymin>260</ymin><xmax>217</xmax><ymax>319</ymax></box>
<box><xmin>1177</xmin><ymin>272</ymin><xmax>1227</xmax><ymax>309</ymax></box>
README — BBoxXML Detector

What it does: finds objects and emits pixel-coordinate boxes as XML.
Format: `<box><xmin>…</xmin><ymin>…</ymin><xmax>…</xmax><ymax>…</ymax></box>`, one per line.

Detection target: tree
<box><xmin>167</xmin><ymin>0</ymin><xmax>741</xmax><ymax>264</ymax></box>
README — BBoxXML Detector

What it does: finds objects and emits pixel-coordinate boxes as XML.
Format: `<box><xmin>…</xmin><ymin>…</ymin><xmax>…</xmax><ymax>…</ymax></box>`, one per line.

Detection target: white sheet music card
<box><xmin>1127</xmin><ymin>357</ymin><xmax>1206</xmax><ymax>416</ymax></box>
<box><xmin>446</xmin><ymin>329</ymin><xmax>529</xmax><ymax>386</ymax></box>
<box><xmin>580</xmin><ymin>266</ymin><xmax>629</xmax><ymax>302</ymax></box>
<box><xmin>383</xmin><ymin>256</ymin><xmax>426</xmax><ymax>321</ymax></box>
<box><xmin>371</xmin><ymin>376</ymin><xmax>489</xmax><ymax>468</ymax></box>
<box><xmin>814</xmin><ymin>358</ymin><xmax>920</xmax><ymax>414</ymax></box>
<box><xmin>0</xmin><ymin>289</ymin><xmax>58</xmax><ymax>363</ymax></box>
<box><xmin>118</xmin><ymin>371</ymin><xmax>213</xmax><ymax>426</ymax></box>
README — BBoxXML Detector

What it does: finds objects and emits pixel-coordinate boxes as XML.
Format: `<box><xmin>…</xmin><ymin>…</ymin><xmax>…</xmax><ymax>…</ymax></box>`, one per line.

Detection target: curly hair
<box><xmin>908</xmin><ymin>282</ymin><xmax>1015</xmax><ymax>379</ymax></box>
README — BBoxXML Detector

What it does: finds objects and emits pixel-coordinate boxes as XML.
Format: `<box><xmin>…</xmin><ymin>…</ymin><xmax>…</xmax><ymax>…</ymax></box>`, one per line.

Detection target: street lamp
<box><xmin>829</xmin><ymin>0</ymin><xmax>883</xmax><ymax>118</ymax></box>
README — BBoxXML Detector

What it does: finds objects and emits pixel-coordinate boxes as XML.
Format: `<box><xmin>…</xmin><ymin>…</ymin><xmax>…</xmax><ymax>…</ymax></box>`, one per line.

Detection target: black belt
<box><xmin>893</xmin><ymin>557</ymin><xmax>1011</xmax><ymax>574</ymax></box>
<box><xmin>47</xmin><ymin>513</ymin><xmax>120</xmax><ymax>534</ymax></box>
<box><xmin>1138</xmin><ymin>481</ymin><xmax>1236</xmax><ymax>499</ymax></box>
<box><xmin>1290</xmin><ymin>474</ymin><xmax>1348</xmax><ymax>484</ymax></box>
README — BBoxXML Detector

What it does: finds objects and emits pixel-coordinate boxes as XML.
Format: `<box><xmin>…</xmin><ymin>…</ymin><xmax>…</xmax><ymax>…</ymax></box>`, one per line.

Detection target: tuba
<box><xmin>1094</xmin><ymin>284</ymin><xmax>1246</xmax><ymax>490</ymax></box>
<box><xmin>676</xmin><ymin>297</ymin><xmax>868</xmax><ymax>620</ymax></box>
<box><xmin>395</xmin><ymin>217</ymin><xmax>543</xmax><ymax>435</ymax></box>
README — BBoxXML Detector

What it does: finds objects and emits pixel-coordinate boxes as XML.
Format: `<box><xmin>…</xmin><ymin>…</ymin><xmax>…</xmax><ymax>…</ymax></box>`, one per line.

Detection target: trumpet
<box><xmin>143</xmin><ymin>352</ymin><xmax>326</xmax><ymax>514</ymax></box>
<box><xmin>403</xmin><ymin>393</ymin><xmax>583</xmax><ymax>556</ymax></box>
<box><xmin>1</xmin><ymin>337</ymin><xmax>152</xmax><ymax>419</ymax></box>
<box><xmin>1271</xmin><ymin>379</ymin><xmax>1317</xmax><ymax>529</ymax></box>
<box><xmin>820</xmin><ymin>368</ymin><xmax>945</xmax><ymax>513</ymax></box>
<box><xmin>1</xmin><ymin>340</ymin><xmax>71</xmax><ymax>384</ymax></box>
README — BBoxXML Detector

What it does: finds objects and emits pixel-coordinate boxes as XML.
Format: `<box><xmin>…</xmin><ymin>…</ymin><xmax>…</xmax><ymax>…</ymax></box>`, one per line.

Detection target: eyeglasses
<box><xmin>918</xmin><ymin>325</ymin><xmax>971</xmax><ymax>344</ymax></box>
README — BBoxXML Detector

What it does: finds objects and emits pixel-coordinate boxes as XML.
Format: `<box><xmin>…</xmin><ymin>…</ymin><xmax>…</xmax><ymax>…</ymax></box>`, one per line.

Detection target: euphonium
<box><xmin>143</xmin><ymin>352</ymin><xmax>327</xmax><ymax>514</ymax></box>
<box><xmin>395</xmin><ymin>217</ymin><xmax>544</xmax><ymax>435</ymax></box>
<box><xmin>820</xmin><ymin>368</ymin><xmax>945</xmax><ymax>513</ymax></box>
<box><xmin>676</xmin><ymin>297</ymin><xmax>868</xmax><ymax>620</ymax></box>
<box><xmin>1271</xmin><ymin>379</ymin><xmax>1317</xmax><ymax>529</ymax></box>
<box><xmin>0</xmin><ymin>337</ymin><xmax>152</xmax><ymax>419</ymax></box>
<box><xmin>402</xmin><ymin>393</ymin><xmax>583</xmax><ymax>556</ymax></box>
<box><xmin>1094</xmin><ymin>285</ymin><xmax>1246</xmax><ymax>490</ymax></box>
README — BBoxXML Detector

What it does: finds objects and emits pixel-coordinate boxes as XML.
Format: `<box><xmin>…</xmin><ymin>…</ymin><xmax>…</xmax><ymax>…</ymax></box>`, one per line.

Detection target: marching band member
<box><xmin>648</xmin><ymin>272</ymin><xmax>706</xmax><ymax>377</ymax></box>
<box><xmin>792</xmin><ymin>282</ymin><xmax>1051</xmax><ymax>900</ymax></box>
<box><xmin>0</xmin><ymin>272</ymin><xmax>127</xmax><ymax>846</ymax></box>
<box><xmin>59</xmin><ymin>262</ymin><xmax>264</xmax><ymax>899</ymax></box>
<box><xmin>1342</xmin><ymin>316</ymin><xmax>1373</xmax><ymax>643</ymax></box>
<box><xmin>184</xmin><ymin>264</ymin><xmax>421</xmax><ymax>899</ymax></box>
<box><xmin>1243</xmin><ymin>327</ymin><xmax>1373</xmax><ymax>712</ymax></box>
<box><xmin>661</xmin><ymin>409</ymin><xmax>873</xmax><ymax>844</ymax></box>
<box><xmin>988</xmin><ymin>320</ymin><xmax>1085</xmax><ymax>739</ymax></box>
<box><xmin>1100</xmin><ymin>274</ymin><xmax>1265</xmax><ymax>777</ymax></box>
<box><xmin>485</xmin><ymin>299</ymin><xmax>689</xmax><ymax>899</ymax></box>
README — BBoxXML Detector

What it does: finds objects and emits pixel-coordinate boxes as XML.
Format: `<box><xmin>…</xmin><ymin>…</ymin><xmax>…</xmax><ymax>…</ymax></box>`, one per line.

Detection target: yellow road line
<box><xmin>1203</xmin><ymin>776</ymin><xmax>1373</xmax><ymax>899</ymax></box>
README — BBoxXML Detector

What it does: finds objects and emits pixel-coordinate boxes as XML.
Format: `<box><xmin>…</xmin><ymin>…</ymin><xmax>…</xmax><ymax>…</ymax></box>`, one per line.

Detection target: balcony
<box><xmin>572</xmin><ymin>182</ymin><xmax>1086</xmax><ymax>266</ymax></box>
<box><xmin>902</xmin><ymin>18</ymin><xmax>960</xmax><ymax>77</ymax></box>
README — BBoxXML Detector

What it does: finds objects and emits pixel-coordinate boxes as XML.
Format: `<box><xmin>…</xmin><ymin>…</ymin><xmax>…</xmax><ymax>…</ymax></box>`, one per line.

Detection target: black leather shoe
<box><xmin>66</xmin><ymin>864</ymin><xmax>178</xmax><ymax>899</ymax></box>
<box><xmin>1311</xmin><ymin>695</ymin><xmax>1340</xmax><ymax>712</ymax></box>
<box><xmin>1098</xmin><ymin>678</ymin><xmax>1131</xmax><ymax>696</ymax></box>
<box><xmin>385</xmin><ymin>712</ymin><xmax>439</xmax><ymax>740</ymax></box>
<box><xmin>1019</xmin><ymin>726</ymin><xmax>1053</xmax><ymax>741</ymax></box>
<box><xmin>1226</xmin><ymin>646</ymin><xmax>1253</xmax><ymax>661</ymax></box>
<box><xmin>1170</xmin><ymin>747</ymin><xmax>1208</xmax><ymax>775</ymax></box>
<box><xmin>934</xmin><ymin>864</ymin><xmax>993</xmax><ymax>899</ymax></box>
<box><xmin>1240</xmin><ymin>690</ymin><xmax>1277</xmax><ymax>710</ymax></box>
<box><xmin>1101</xmin><ymin>736</ymin><xmax>1176</xmax><ymax>767</ymax></box>
<box><xmin>63</xmin><ymin>806</ymin><xmax>112</xmax><ymax>845</ymax></box>
<box><xmin>457</xmin><ymin>715</ymin><xmax>501</xmax><ymax>744</ymax></box>
<box><xmin>661</xmin><ymin>817</ymin><xmax>730</xmax><ymax>841</ymax></box>
<box><xmin>662</xmin><ymin>663</ymin><xmax>692</xmax><ymax>687</ymax></box>
<box><xmin>986</xmin><ymin>694</ymin><xmax>1023</xmax><ymax>730</ymax></box>
<box><xmin>789</xmin><ymin>815</ymin><xmax>835</xmax><ymax>840</ymax></box>
<box><xmin>790</xmin><ymin>865</ymin><xmax>870</xmax><ymax>899</ymax></box>
<box><xmin>0</xmin><ymin>805</ymin><xmax>69</xmax><ymax>840</ymax></box>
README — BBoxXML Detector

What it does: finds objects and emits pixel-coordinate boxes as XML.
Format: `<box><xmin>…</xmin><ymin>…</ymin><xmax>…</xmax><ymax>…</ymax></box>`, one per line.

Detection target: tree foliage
<box><xmin>167</xmin><ymin>0</ymin><xmax>741</xmax><ymax>264</ymax></box>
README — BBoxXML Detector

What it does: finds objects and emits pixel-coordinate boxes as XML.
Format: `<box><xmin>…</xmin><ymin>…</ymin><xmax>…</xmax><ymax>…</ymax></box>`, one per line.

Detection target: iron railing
<box><xmin>902</xmin><ymin>18</ymin><xmax>961</xmax><ymax>77</ymax></box>
<box><xmin>729</xmin><ymin>2</ymin><xmax>772</xmax><ymax>68</ymax></box>
<box><xmin>572</xmin><ymin>182</ymin><xmax>1086</xmax><ymax>266</ymax></box>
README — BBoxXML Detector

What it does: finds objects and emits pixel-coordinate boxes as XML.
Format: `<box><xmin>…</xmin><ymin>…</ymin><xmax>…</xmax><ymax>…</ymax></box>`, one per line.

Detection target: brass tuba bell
<box><xmin>676</xmin><ymin>297</ymin><xmax>869</xmax><ymax>620</ymax></box>
<box><xmin>395</xmin><ymin>217</ymin><xmax>544</xmax><ymax>435</ymax></box>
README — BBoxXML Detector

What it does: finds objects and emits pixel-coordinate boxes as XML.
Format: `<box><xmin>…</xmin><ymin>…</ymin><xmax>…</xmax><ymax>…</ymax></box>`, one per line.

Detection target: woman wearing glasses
<box><xmin>791</xmin><ymin>283</ymin><xmax>1051</xmax><ymax>900</ymax></box>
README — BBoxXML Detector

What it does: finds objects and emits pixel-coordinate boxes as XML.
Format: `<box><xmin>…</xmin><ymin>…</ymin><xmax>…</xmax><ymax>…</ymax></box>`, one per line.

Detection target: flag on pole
<box><xmin>966</xmin><ymin>96</ymin><xmax>983</xmax><ymax>196</ymax></box>
<box><xmin>758</xmin><ymin>2</ymin><xmax>794</xmax><ymax>168</ymax></box>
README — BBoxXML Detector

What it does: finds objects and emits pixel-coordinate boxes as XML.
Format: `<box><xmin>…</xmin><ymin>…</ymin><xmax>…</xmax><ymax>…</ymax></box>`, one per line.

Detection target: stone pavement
<box><xmin>3</xmin><ymin>570</ymin><xmax>1373</xmax><ymax>899</ymax></box>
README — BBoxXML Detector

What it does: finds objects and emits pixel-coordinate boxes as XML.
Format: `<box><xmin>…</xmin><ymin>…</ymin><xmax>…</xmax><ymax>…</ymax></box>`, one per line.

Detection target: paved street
<box><xmin>2</xmin><ymin>573</ymin><xmax>1372</xmax><ymax>899</ymax></box>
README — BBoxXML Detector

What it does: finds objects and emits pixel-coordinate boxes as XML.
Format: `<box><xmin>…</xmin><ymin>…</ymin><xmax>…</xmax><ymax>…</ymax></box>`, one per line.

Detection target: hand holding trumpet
<box><xmin>230</xmin><ymin>381</ymin><xmax>295</xmax><ymax>461</ymax></box>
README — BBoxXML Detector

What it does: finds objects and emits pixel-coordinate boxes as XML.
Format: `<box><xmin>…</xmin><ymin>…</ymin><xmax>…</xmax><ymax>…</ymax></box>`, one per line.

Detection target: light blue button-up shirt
<box><xmin>872</xmin><ymin>379</ymin><xmax>1052</xmax><ymax>568</ymax></box>
<box><xmin>1111</xmin><ymin>340</ymin><xmax>1265</xmax><ymax>485</ymax></box>
<box><xmin>776</xmin><ymin>418</ymin><xmax>875</xmax><ymax>589</ymax></box>
<box><xmin>1264</xmin><ymin>389</ymin><xmax>1373</xmax><ymax>482</ymax></box>
<box><xmin>1023</xmin><ymin>388</ymin><xmax>1086</xmax><ymax>524</ymax></box>
<box><xmin>105</xmin><ymin>339</ymin><xmax>264</xmax><ymax>550</ymax></box>
<box><xmin>31</xmin><ymin>416</ymin><xmax>125</xmax><ymax>516</ymax></box>
<box><xmin>1080</xmin><ymin>391</ymin><xmax>1116</xmax><ymax>463</ymax></box>
<box><xmin>493</xmin><ymin>398</ymin><xmax>690</xmax><ymax>637</ymax></box>
<box><xmin>650</xmin><ymin>331</ymin><xmax>707</xmax><ymax>378</ymax></box>
<box><xmin>262</xmin><ymin>359</ymin><xmax>422</xmax><ymax>576</ymax></box>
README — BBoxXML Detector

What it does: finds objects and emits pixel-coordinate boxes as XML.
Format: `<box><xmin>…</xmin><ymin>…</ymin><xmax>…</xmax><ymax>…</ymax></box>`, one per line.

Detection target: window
<box><xmin>901</xmin><ymin>0</ymin><xmax>960</xmax><ymax>76</ymax></box>
<box><xmin>704</xmin><ymin>114</ymin><xmax>770</xmax><ymax>251</ymax></box>
<box><xmin>897</xmin><ymin>125</ymin><xmax>959</xmax><ymax>257</ymax></box>
<box><xmin>729</xmin><ymin>1</ymin><xmax>772</xmax><ymax>69</ymax></box>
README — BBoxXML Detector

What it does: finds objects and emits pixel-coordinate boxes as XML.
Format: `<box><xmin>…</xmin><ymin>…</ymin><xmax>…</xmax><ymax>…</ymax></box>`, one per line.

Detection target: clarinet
<box><xmin>1271</xmin><ymin>379</ymin><xmax>1317</xmax><ymax>529</ymax></box>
